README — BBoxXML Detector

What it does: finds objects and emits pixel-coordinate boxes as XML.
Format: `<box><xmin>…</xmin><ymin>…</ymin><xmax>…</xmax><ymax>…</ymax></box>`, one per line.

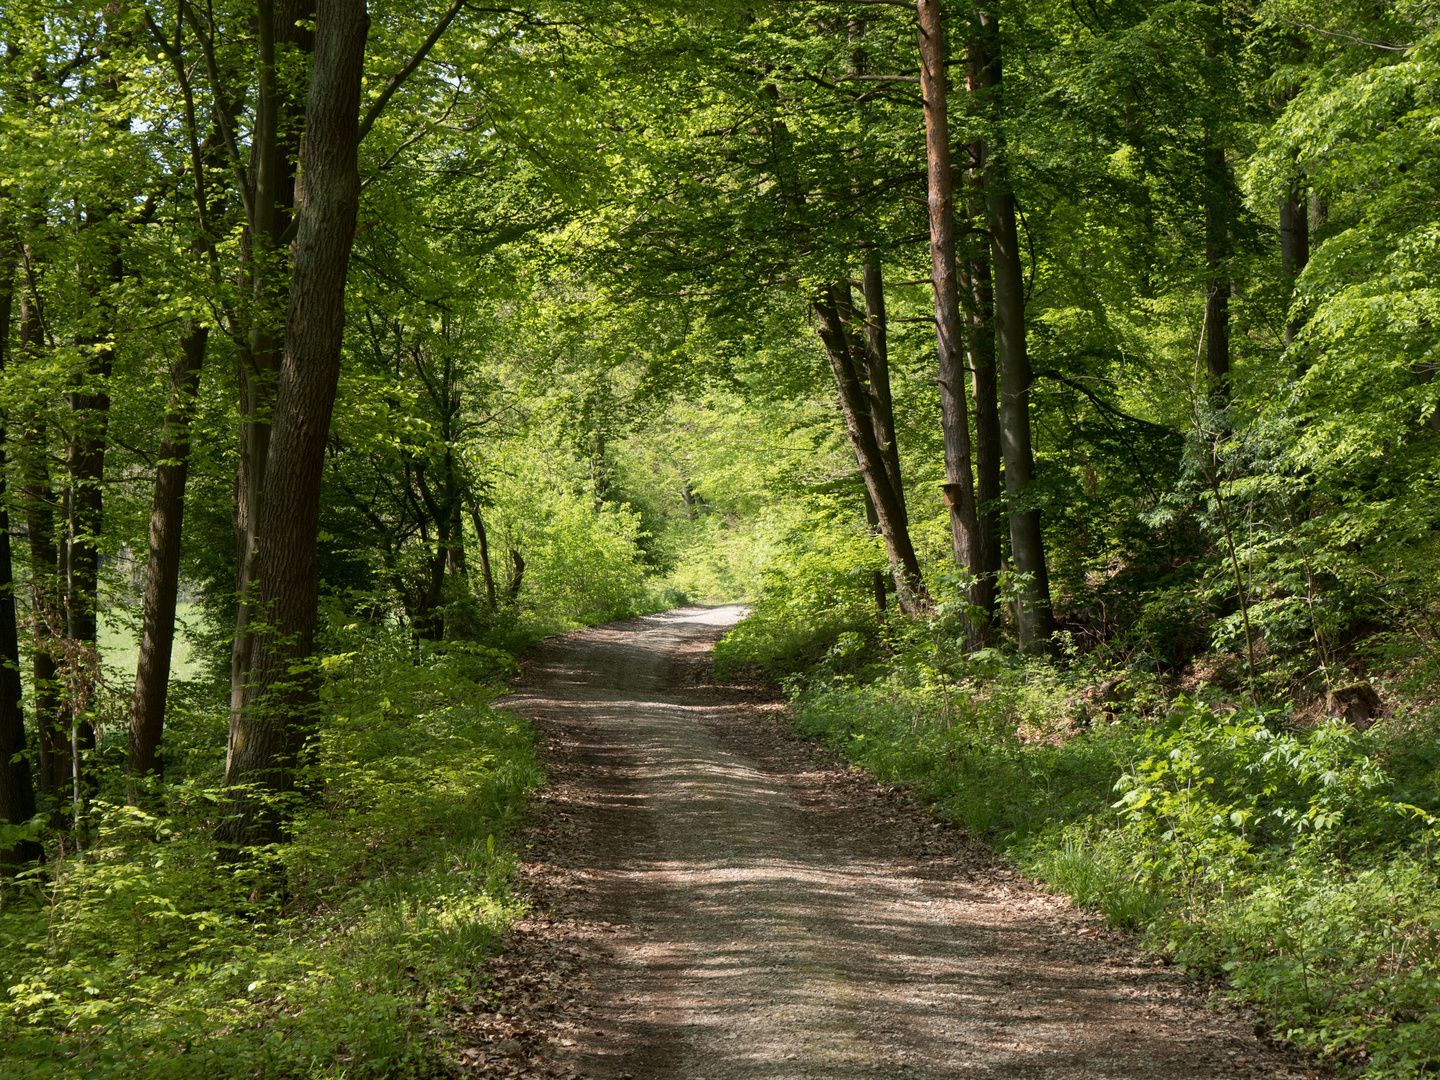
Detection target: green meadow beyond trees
<box><xmin>0</xmin><ymin>0</ymin><xmax>1438</xmax><ymax>1075</ymax></box>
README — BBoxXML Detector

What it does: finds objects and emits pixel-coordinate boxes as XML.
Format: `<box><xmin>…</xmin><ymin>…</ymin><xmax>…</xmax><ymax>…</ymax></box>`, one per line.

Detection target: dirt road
<box><xmin>491</xmin><ymin>606</ymin><xmax>1311</xmax><ymax>1080</ymax></box>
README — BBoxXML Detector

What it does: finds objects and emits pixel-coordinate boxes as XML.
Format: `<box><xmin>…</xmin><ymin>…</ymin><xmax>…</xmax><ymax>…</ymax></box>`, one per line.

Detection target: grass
<box><xmin>725</xmin><ymin>599</ymin><xmax>1440</xmax><ymax>1078</ymax></box>
<box><xmin>0</xmin><ymin>625</ymin><xmax>542</xmax><ymax>1079</ymax></box>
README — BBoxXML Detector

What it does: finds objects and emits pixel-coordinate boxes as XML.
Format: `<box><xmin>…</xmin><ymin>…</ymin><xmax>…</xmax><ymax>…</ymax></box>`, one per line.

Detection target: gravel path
<box><xmin>480</xmin><ymin>606</ymin><xmax>1317</xmax><ymax>1080</ymax></box>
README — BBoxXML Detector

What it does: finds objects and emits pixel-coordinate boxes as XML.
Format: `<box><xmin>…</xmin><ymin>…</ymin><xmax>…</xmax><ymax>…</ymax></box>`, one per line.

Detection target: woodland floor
<box><xmin>449</xmin><ymin>606</ymin><xmax>1326</xmax><ymax>1080</ymax></box>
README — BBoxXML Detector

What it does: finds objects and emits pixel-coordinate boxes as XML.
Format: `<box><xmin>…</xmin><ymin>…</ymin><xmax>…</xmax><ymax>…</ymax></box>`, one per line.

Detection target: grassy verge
<box><xmin>0</xmin><ymin>629</ymin><xmax>541</xmax><ymax>1079</ymax></box>
<box><xmin>718</xmin><ymin>610</ymin><xmax>1440</xmax><ymax>1078</ymax></box>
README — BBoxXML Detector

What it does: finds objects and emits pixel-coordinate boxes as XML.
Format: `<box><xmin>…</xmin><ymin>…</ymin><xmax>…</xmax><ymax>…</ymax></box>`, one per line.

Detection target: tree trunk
<box><xmin>0</xmin><ymin>232</ymin><xmax>39</xmax><ymax>865</ymax></box>
<box><xmin>814</xmin><ymin>283</ymin><xmax>926</xmax><ymax>611</ymax></box>
<box><xmin>64</xmin><ymin>207</ymin><xmax>123</xmax><ymax>815</ymax></box>
<box><xmin>423</xmin><ymin>520</ymin><xmax>448</xmax><ymax>639</ymax></box>
<box><xmin>971</xmin><ymin>4</ymin><xmax>1055</xmax><ymax>654</ymax></box>
<box><xmin>1279</xmin><ymin>178</ymin><xmax>1309</xmax><ymax>347</ymax></box>
<box><xmin>508</xmin><ymin>549</ymin><xmax>525</xmax><ymax>600</ymax></box>
<box><xmin>16</xmin><ymin>262</ymin><xmax>65</xmax><ymax>801</ymax></box>
<box><xmin>128</xmin><ymin>322</ymin><xmax>207</xmax><ymax>795</ymax></box>
<box><xmin>220</xmin><ymin>0</ymin><xmax>369</xmax><ymax>849</ymax></box>
<box><xmin>862</xmin><ymin>489</ymin><xmax>887</xmax><ymax>612</ymax></box>
<box><xmin>0</xmin><ymin>446</ymin><xmax>37</xmax><ymax>864</ymax></box>
<box><xmin>918</xmin><ymin>0</ymin><xmax>984</xmax><ymax>635</ymax></box>
<box><xmin>860</xmin><ymin>255</ymin><xmax>904</xmax><ymax>518</ymax></box>
<box><xmin>1204</xmin><ymin>141</ymin><xmax>1231</xmax><ymax>396</ymax></box>
<box><xmin>963</xmin><ymin>45</ymin><xmax>1001</xmax><ymax>636</ymax></box>
<box><xmin>229</xmin><ymin>0</ymin><xmax>318</xmax><ymax>770</ymax></box>
<box><xmin>446</xmin><ymin>501</ymin><xmax>466</xmax><ymax>577</ymax></box>
<box><xmin>468</xmin><ymin>500</ymin><xmax>498</xmax><ymax>610</ymax></box>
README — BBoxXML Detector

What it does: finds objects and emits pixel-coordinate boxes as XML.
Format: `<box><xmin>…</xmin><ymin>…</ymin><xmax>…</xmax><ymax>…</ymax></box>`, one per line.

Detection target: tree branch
<box><xmin>357</xmin><ymin>0</ymin><xmax>466</xmax><ymax>144</ymax></box>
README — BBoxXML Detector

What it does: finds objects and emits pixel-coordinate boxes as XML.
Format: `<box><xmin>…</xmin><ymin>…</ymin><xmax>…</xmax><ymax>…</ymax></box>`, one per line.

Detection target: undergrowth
<box><xmin>721</xmin><ymin>568</ymin><xmax>1440</xmax><ymax>1078</ymax></box>
<box><xmin>0</xmin><ymin>626</ymin><xmax>541</xmax><ymax>1079</ymax></box>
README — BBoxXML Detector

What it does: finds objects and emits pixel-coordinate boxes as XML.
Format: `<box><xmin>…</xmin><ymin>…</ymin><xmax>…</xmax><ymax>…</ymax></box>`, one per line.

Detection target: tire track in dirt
<box><xmin>476</xmin><ymin>606</ymin><xmax>1321</xmax><ymax>1080</ymax></box>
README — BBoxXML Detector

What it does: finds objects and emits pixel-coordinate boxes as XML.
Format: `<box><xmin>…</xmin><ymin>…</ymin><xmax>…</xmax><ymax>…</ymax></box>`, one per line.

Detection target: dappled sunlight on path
<box><xmin>499</xmin><ymin>607</ymin><xmax>1306</xmax><ymax>1080</ymax></box>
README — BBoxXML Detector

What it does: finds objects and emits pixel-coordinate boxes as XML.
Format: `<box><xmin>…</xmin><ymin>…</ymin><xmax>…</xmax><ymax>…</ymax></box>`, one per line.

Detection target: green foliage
<box><xmin>1028</xmin><ymin>831</ymin><xmax>1166</xmax><ymax>930</ymax></box>
<box><xmin>1112</xmin><ymin>704</ymin><xmax>1406</xmax><ymax>879</ymax></box>
<box><xmin>5</xmin><ymin>0</ymin><xmax>1440</xmax><ymax>1074</ymax></box>
<box><xmin>508</xmin><ymin>488</ymin><xmax>648</xmax><ymax>626</ymax></box>
<box><xmin>713</xmin><ymin>504</ymin><xmax>889</xmax><ymax>679</ymax></box>
<box><xmin>753</xmin><ymin>597</ymin><xmax>1440</xmax><ymax>1076</ymax></box>
<box><xmin>0</xmin><ymin>628</ymin><xmax>540</xmax><ymax>1079</ymax></box>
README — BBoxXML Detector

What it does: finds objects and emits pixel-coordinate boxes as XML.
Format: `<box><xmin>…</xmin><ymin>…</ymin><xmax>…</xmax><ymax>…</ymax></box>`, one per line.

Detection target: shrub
<box><xmin>0</xmin><ymin>629</ymin><xmax>540</xmax><ymax>1079</ymax></box>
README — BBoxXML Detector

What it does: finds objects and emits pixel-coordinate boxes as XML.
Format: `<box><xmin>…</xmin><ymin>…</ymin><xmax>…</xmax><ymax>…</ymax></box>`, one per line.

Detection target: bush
<box><xmin>0</xmin><ymin>629</ymin><xmax>540</xmax><ymax>1079</ymax></box>
<box><xmin>517</xmin><ymin>494</ymin><xmax>649</xmax><ymax>625</ymax></box>
<box><xmin>713</xmin><ymin>522</ymin><xmax>887</xmax><ymax>680</ymax></box>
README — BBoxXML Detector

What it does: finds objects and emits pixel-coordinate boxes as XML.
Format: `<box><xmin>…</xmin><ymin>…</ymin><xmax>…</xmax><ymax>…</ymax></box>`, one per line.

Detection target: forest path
<box><xmin>492</xmin><ymin>606</ymin><xmax>1306</xmax><ymax>1080</ymax></box>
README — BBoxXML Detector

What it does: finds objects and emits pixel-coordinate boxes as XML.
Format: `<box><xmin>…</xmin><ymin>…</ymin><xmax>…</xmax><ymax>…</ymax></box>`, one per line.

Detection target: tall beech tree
<box><xmin>1279</xmin><ymin>175</ymin><xmax>1309</xmax><ymax>348</ymax></box>
<box><xmin>969</xmin><ymin>2</ymin><xmax>1054</xmax><ymax>654</ymax></box>
<box><xmin>128</xmin><ymin>320</ymin><xmax>207</xmax><ymax>791</ymax></box>
<box><xmin>814</xmin><ymin>281</ymin><xmax>926</xmax><ymax>610</ymax></box>
<box><xmin>15</xmin><ymin>251</ymin><xmax>66</xmax><ymax>803</ymax></box>
<box><xmin>219</xmin><ymin>0</ymin><xmax>371</xmax><ymax>846</ymax></box>
<box><xmin>861</xmin><ymin>254</ymin><xmax>904</xmax><ymax>518</ymax></box>
<box><xmin>830</xmin><ymin>271</ymin><xmax>923</xmax><ymax>607</ymax></box>
<box><xmin>1203</xmin><ymin>139</ymin><xmax>1233</xmax><ymax>397</ymax></box>
<box><xmin>961</xmin><ymin>26</ymin><xmax>1001</xmax><ymax>632</ymax></box>
<box><xmin>223</xmin><ymin>0</ymin><xmax>321</xmax><ymax>759</ymax></box>
<box><xmin>0</xmin><ymin>223</ymin><xmax>38</xmax><ymax>865</ymax></box>
<box><xmin>917</xmin><ymin>0</ymin><xmax>984</xmax><ymax>637</ymax></box>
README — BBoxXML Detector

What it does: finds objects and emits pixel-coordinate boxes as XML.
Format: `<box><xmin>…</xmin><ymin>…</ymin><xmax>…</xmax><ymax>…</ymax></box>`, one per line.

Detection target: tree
<box><xmin>969</xmin><ymin>1</ymin><xmax>1054</xmax><ymax>653</ymax></box>
<box><xmin>128</xmin><ymin>319</ymin><xmax>207</xmax><ymax>792</ymax></box>
<box><xmin>0</xmin><ymin>214</ymin><xmax>38</xmax><ymax>864</ymax></box>
<box><xmin>917</xmin><ymin>0</ymin><xmax>984</xmax><ymax>635</ymax></box>
<box><xmin>219</xmin><ymin>0</ymin><xmax>371</xmax><ymax>847</ymax></box>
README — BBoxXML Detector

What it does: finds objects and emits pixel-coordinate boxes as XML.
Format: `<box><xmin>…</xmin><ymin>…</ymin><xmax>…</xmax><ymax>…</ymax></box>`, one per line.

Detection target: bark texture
<box><xmin>508</xmin><ymin>549</ymin><xmax>525</xmax><ymax>600</ymax></box>
<box><xmin>230</xmin><ymin>0</ymin><xmax>319</xmax><ymax>761</ymax></box>
<box><xmin>221</xmin><ymin>0</ymin><xmax>370</xmax><ymax>848</ymax></box>
<box><xmin>971</xmin><ymin>4</ymin><xmax>1055</xmax><ymax>654</ymax></box>
<box><xmin>860</xmin><ymin>256</ymin><xmax>904</xmax><ymax>519</ymax></box>
<box><xmin>919</xmin><ymin>0</ymin><xmax>984</xmax><ymax>633</ymax></box>
<box><xmin>468</xmin><ymin>501</ymin><xmax>498</xmax><ymax>610</ymax></box>
<box><xmin>0</xmin><ymin>236</ymin><xmax>38</xmax><ymax>864</ymax></box>
<box><xmin>129</xmin><ymin>323</ymin><xmax>207</xmax><ymax>792</ymax></box>
<box><xmin>963</xmin><ymin>45</ymin><xmax>1001</xmax><ymax>634</ymax></box>
<box><xmin>64</xmin><ymin>206</ymin><xmax>123</xmax><ymax>822</ymax></box>
<box><xmin>814</xmin><ymin>283</ymin><xmax>926</xmax><ymax>610</ymax></box>
<box><xmin>1204</xmin><ymin>142</ymin><xmax>1231</xmax><ymax>396</ymax></box>
<box><xmin>17</xmin><ymin>262</ymin><xmax>65</xmax><ymax>799</ymax></box>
